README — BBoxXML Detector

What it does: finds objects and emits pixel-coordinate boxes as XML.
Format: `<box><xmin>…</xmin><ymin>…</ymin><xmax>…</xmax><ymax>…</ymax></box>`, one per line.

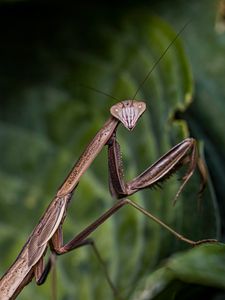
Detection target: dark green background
<box><xmin>0</xmin><ymin>1</ymin><xmax>225</xmax><ymax>299</ymax></box>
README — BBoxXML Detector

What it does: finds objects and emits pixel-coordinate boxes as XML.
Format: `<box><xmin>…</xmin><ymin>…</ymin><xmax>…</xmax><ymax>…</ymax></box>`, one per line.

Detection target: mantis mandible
<box><xmin>0</xmin><ymin>26</ymin><xmax>217</xmax><ymax>300</ymax></box>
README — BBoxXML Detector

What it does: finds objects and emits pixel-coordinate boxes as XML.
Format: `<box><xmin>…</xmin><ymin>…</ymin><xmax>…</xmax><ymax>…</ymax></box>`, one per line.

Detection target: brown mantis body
<box><xmin>0</xmin><ymin>21</ymin><xmax>217</xmax><ymax>300</ymax></box>
<box><xmin>0</xmin><ymin>100</ymin><xmax>216</xmax><ymax>299</ymax></box>
<box><xmin>0</xmin><ymin>114</ymin><xmax>119</xmax><ymax>299</ymax></box>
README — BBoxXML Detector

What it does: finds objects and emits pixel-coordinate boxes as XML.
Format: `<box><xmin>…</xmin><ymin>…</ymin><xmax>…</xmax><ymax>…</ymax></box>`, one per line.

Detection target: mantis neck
<box><xmin>57</xmin><ymin>116</ymin><xmax>119</xmax><ymax>197</ymax></box>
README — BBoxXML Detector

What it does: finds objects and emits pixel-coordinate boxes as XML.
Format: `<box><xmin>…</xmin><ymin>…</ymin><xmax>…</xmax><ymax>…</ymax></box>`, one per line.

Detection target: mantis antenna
<box><xmin>80</xmin><ymin>21</ymin><xmax>191</xmax><ymax>103</ymax></box>
<box><xmin>132</xmin><ymin>21</ymin><xmax>191</xmax><ymax>100</ymax></box>
<box><xmin>78</xmin><ymin>84</ymin><xmax>120</xmax><ymax>101</ymax></box>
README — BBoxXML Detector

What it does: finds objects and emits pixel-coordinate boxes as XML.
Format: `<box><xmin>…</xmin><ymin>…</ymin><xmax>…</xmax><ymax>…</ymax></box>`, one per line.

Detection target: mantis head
<box><xmin>110</xmin><ymin>100</ymin><xmax>146</xmax><ymax>130</ymax></box>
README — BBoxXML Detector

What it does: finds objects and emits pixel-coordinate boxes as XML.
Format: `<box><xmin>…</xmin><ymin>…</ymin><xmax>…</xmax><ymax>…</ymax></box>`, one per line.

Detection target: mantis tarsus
<box><xmin>0</xmin><ymin>27</ymin><xmax>217</xmax><ymax>300</ymax></box>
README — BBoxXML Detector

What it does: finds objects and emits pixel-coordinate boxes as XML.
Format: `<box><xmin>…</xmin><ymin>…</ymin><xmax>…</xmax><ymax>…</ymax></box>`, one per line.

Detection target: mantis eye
<box><xmin>110</xmin><ymin>100</ymin><xmax>146</xmax><ymax>130</ymax></box>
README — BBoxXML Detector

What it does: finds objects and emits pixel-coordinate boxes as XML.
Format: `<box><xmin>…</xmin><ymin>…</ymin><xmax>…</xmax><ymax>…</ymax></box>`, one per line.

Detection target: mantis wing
<box><xmin>27</xmin><ymin>196</ymin><xmax>69</xmax><ymax>267</ymax></box>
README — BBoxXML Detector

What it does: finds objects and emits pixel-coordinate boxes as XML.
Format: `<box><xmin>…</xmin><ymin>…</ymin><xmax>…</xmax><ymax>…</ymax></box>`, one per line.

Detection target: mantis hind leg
<box><xmin>33</xmin><ymin>234</ymin><xmax>121</xmax><ymax>299</ymax></box>
<box><xmin>48</xmin><ymin>225</ymin><xmax>122</xmax><ymax>300</ymax></box>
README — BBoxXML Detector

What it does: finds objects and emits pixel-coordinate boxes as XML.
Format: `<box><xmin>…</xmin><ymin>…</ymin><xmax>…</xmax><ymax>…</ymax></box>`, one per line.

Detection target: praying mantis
<box><xmin>0</xmin><ymin>25</ymin><xmax>217</xmax><ymax>300</ymax></box>
<box><xmin>0</xmin><ymin>99</ymin><xmax>217</xmax><ymax>299</ymax></box>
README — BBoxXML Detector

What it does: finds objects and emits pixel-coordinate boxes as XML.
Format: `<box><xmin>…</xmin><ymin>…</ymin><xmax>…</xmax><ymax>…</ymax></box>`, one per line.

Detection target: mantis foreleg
<box><xmin>107</xmin><ymin>130</ymin><xmax>216</xmax><ymax>245</ymax></box>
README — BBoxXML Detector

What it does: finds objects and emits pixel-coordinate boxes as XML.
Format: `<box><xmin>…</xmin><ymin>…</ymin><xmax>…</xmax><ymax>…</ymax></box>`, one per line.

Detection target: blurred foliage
<box><xmin>0</xmin><ymin>1</ymin><xmax>224</xmax><ymax>300</ymax></box>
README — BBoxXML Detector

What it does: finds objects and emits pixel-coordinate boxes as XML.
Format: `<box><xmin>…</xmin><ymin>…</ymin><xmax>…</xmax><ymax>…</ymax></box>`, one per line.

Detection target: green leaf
<box><xmin>131</xmin><ymin>243</ymin><xmax>225</xmax><ymax>300</ymax></box>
